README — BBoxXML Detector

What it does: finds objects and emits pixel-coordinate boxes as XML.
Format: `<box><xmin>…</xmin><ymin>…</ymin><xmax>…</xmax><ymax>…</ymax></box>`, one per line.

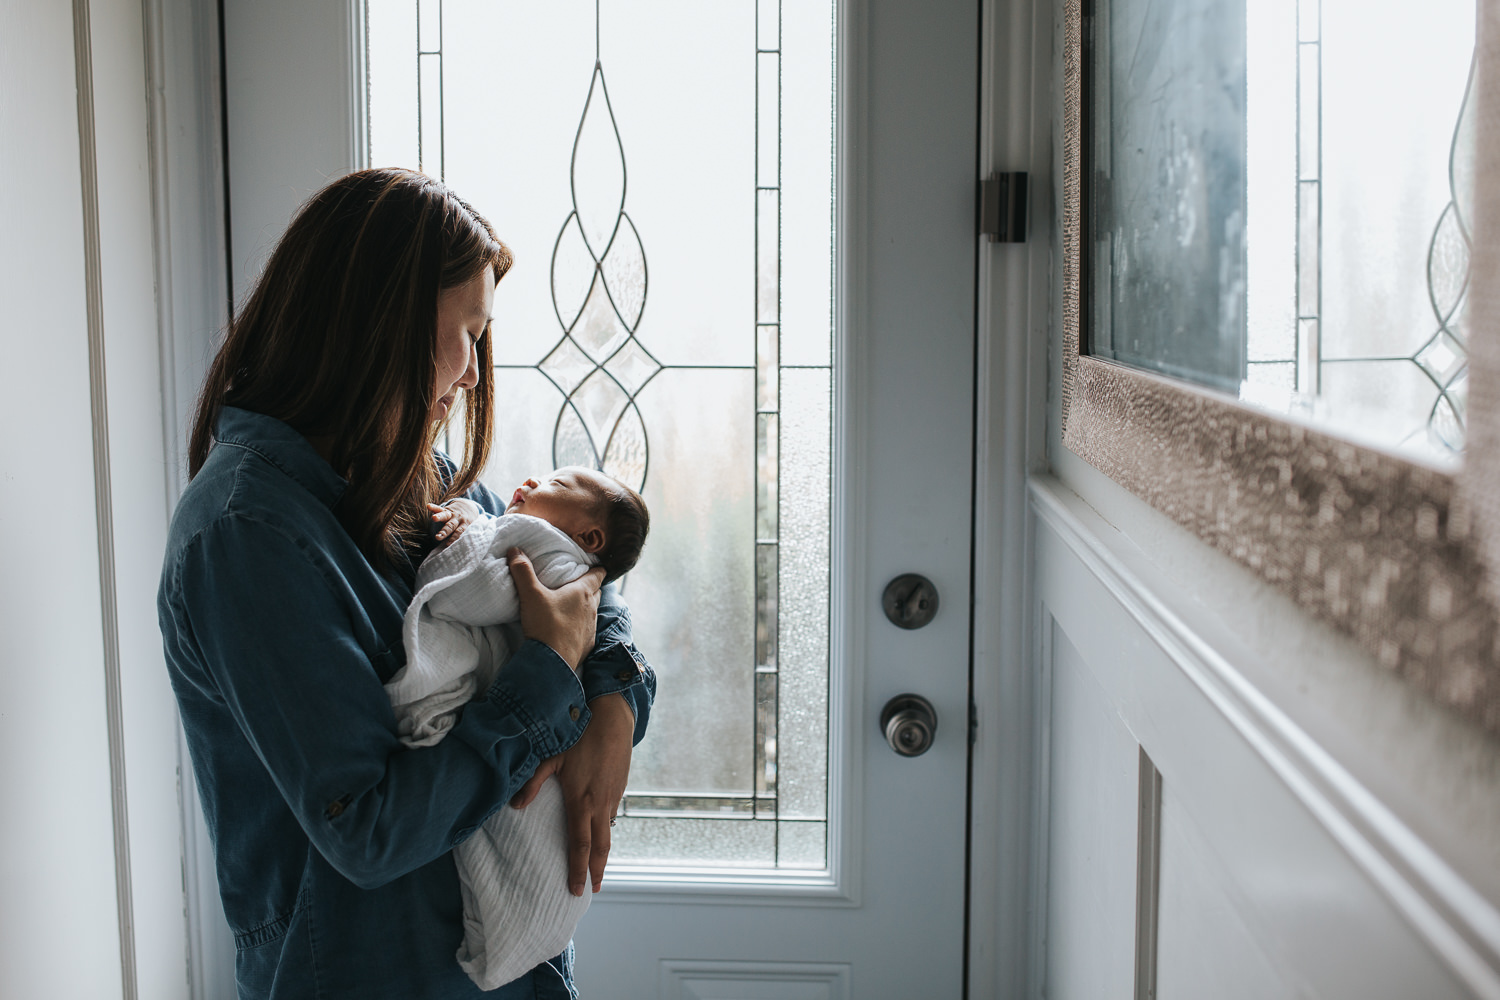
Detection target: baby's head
<box><xmin>505</xmin><ymin>467</ymin><xmax>649</xmax><ymax>583</ymax></box>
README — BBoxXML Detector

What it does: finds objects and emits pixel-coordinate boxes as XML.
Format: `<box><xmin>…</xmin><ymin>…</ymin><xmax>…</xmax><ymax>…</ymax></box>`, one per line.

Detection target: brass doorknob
<box><xmin>880</xmin><ymin>694</ymin><xmax>937</xmax><ymax>756</ymax></box>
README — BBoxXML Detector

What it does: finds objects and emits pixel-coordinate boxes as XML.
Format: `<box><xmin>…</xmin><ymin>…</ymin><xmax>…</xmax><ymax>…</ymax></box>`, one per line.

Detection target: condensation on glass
<box><xmin>366</xmin><ymin>0</ymin><xmax>835</xmax><ymax>871</ymax></box>
<box><xmin>1086</xmin><ymin>0</ymin><xmax>1249</xmax><ymax>392</ymax></box>
<box><xmin>1086</xmin><ymin>0</ymin><xmax>1476</xmax><ymax>465</ymax></box>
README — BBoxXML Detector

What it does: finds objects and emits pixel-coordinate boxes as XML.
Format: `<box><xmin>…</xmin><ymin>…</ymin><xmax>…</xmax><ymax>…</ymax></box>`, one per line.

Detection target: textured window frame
<box><xmin>1058</xmin><ymin>0</ymin><xmax>1500</xmax><ymax>735</ymax></box>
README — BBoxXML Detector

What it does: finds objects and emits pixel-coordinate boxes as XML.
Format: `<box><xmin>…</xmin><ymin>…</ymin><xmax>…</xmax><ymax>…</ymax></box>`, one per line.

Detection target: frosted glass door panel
<box><xmin>367</xmin><ymin>0</ymin><xmax>834</xmax><ymax>870</ymax></box>
<box><xmin>616</xmin><ymin>369</ymin><xmax>755</xmax><ymax>798</ymax></box>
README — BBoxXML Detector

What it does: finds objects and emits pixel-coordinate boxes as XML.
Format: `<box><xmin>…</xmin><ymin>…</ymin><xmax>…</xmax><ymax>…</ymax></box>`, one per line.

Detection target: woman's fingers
<box><xmin>589</xmin><ymin>805</ymin><xmax>613</xmax><ymax>893</ymax></box>
<box><xmin>508</xmin><ymin>550</ymin><xmax>605</xmax><ymax>669</ymax></box>
<box><xmin>516</xmin><ymin>746</ymin><xmax>606</xmax><ymax>895</ymax></box>
<box><xmin>510</xmin><ymin>754</ymin><xmax>562</xmax><ymax>809</ymax></box>
<box><xmin>555</xmin><ymin>694</ymin><xmax>635</xmax><ymax>895</ymax></box>
<box><xmin>560</xmin><ymin>777</ymin><xmax>616</xmax><ymax>895</ymax></box>
<box><xmin>566</xmin><ymin>795</ymin><xmax>597</xmax><ymax>896</ymax></box>
<box><xmin>508</xmin><ymin>547</ymin><xmax>538</xmax><ymax>587</ymax></box>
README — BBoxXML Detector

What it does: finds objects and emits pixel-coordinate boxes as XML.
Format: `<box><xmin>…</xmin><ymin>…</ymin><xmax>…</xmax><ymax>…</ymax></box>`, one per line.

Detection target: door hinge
<box><xmin>979</xmin><ymin>171</ymin><xmax>1028</xmax><ymax>243</ymax></box>
<box><xmin>968</xmin><ymin>700</ymin><xmax>979</xmax><ymax>745</ymax></box>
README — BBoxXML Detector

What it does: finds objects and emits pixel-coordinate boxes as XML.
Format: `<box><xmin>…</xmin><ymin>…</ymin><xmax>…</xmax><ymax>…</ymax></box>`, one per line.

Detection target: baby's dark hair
<box><xmin>589</xmin><ymin>475</ymin><xmax>650</xmax><ymax>584</ymax></box>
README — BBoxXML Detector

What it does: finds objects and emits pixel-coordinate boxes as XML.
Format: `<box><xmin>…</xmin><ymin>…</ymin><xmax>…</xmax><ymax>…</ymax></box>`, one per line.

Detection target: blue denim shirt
<box><xmin>158</xmin><ymin>407</ymin><xmax>654</xmax><ymax>999</ymax></box>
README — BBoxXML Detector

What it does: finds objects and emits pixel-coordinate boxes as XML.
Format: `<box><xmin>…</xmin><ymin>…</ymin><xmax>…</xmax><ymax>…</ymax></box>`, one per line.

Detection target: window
<box><xmin>1084</xmin><ymin>0</ymin><xmax>1476</xmax><ymax>466</ymax></box>
<box><xmin>366</xmin><ymin>0</ymin><xmax>837</xmax><ymax>871</ymax></box>
<box><xmin>1062</xmin><ymin>0</ymin><xmax>1496</xmax><ymax>730</ymax></box>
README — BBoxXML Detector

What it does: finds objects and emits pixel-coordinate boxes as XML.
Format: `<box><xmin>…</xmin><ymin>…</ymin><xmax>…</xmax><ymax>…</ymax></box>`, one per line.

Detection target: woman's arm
<box><xmin>513</xmin><ymin>692</ymin><xmax>637</xmax><ymax>896</ymax></box>
<box><xmin>579</xmin><ymin>583</ymin><xmax>654</xmax><ymax>743</ymax></box>
<box><xmin>507</xmin><ymin>551</ymin><xmax>658</xmax><ymax>895</ymax></box>
<box><xmin>164</xmin><ymin>514</ymin><xmax>594</xmax><ymax>889</ymax></box>
<box><xmin>456</xmin><ymin>460</ymin><xmax>654</xmax><ymax>736</ymax></box>
<box><xmin>454</xmin><ymin>459</ymin><xmax>656</xmax><ymax>892</ymax></box>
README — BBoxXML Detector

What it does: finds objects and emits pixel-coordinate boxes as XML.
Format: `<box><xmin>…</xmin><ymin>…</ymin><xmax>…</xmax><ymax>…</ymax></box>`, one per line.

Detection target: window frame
<box><xmin>1059</xmin><ymin>0</ymin><xmax>1500</xmax><ymax>735</ymax></box>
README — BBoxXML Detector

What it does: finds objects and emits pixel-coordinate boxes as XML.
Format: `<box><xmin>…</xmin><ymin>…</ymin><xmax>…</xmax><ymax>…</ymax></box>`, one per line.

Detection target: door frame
<box><xmin>966</xmin><ymin>0</ymin><xmax>1054</xmax><ymax>995</ymax></box>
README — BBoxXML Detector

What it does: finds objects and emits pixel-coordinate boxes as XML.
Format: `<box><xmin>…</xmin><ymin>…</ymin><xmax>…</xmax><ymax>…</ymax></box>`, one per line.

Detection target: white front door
<box><xmin>219</xmin><ymin>0</ymin><xmax>979</xmax><ymax>997</ymax></box>
<box><xmin>568</xmin><ymin>0</ymin><xmax>979</xmax><ymax>989</ymax></box>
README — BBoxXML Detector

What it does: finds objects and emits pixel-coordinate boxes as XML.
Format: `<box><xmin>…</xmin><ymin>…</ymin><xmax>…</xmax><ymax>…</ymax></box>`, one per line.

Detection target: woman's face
<box><xmin>432</xmin><ymin>269</ymin><xmax>495</xmax><ymax>421</ymax></box>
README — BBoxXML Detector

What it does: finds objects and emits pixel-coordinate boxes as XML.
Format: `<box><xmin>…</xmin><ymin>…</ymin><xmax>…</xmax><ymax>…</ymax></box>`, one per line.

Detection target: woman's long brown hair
<box><xmin>188</xmin><ymin>168</ymin><xmax>510</xmax><ymax>568</ymax></box>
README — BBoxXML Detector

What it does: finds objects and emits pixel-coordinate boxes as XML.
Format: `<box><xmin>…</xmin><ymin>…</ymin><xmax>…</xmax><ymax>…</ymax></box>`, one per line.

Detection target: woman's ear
<box><xmin>575</xmin><ymin>525</ymin><xmax>606</xmax><ymax>554</ymax></box>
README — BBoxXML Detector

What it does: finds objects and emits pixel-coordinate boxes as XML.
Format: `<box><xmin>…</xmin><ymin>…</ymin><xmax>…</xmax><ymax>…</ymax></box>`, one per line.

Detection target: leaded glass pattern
<box><xmin>1242</xmin><ymin>0</ymin><xmax>1476</xmax><ymax>461</ymax></box>
<box><xmin>1087</xmin><ymin>0</ymin><xmax>1477</xmax><ymax>465</ymax></box>
<box><xmin>538</xmin><ymin>44</ymin><xmax>656</xmax><ymax>491</ymax></box>
<box><xmin>366</xmin><ymin>0</ymin><xmax>835</xmax><ymax>871</ymax></box>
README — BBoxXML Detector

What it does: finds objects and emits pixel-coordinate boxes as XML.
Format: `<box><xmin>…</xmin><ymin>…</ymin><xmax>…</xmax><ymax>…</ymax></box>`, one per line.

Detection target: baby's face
<box><xmin>505</xmin><ymin>467</ymin><xmax>609</xmax><ymax>553</ymax></box>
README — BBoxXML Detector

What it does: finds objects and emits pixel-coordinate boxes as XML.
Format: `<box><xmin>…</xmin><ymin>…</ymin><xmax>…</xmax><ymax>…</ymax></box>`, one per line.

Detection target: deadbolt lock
<box><xmin>882</xmin><ymin>573</ymin><xmax>939</xmax><ymax>629</ymax></box>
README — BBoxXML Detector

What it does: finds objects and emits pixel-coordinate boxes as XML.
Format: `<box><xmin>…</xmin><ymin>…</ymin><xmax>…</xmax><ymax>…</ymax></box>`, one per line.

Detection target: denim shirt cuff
<box><xmin>579</xmin><ymin>642</ymin><xmax>653</xmax><ymax>745</ymax></box>
<box><xmin>475</xmin><ymin>639</ymin><xmax>590</xmax><ymax>759</ymax></box>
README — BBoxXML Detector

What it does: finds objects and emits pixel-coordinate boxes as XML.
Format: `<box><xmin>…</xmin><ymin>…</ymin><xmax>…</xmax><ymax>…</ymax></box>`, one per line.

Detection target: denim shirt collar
<box><xmin>214</xmin><ymin>406</ymin><xmax>348</xmax><ymax>507</ymax></box>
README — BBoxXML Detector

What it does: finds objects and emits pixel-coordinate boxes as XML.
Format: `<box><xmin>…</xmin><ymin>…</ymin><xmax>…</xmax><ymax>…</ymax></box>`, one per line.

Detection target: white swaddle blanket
<box><xmin>383</xmin><ymin>512</ymin><xmax>595</xmax><ymax>990</ymax></box>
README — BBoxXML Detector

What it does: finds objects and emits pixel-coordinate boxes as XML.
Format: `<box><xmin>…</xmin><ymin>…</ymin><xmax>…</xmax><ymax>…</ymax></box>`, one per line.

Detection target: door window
<box><xmin>367</xmin><ymin>0</ymin><xmax>836</xmax><ymax>873</ymax></box>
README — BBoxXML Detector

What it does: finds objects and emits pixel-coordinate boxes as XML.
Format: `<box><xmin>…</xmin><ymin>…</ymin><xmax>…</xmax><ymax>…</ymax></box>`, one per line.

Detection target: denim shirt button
<box><xmin>569</xmin><ymin>706</ymin><xmax>581</xmax><ymax>721</ymax></box>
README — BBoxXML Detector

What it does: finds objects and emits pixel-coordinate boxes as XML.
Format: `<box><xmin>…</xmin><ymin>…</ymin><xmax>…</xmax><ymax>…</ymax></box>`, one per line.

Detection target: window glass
<box><xmin>367</xmin><ymin>0</ymin><xmax>835</xmax><ymax>871</ymax></box>
<box><xmin>1087</xmin><ymin>0</ymin><xmax>1476</xmax><ymax>466</ymax></box>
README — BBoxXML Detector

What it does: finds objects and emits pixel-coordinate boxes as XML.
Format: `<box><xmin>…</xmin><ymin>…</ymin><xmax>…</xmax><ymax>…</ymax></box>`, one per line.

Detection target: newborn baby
<box><xmin>383</xmin><ymin>467</ymin><xmax>649</xmax><ymax>990</ymax></box>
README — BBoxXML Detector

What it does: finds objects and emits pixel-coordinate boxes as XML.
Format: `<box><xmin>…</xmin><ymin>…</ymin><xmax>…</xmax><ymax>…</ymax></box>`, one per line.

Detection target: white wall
<box><xmin>91</xmin><ymin>0</ymin><xmax>196</xmax><ymax>993</ymax></box>
<box><xmin>0</xmin><ymin>0</ymin><xmax>225</xmax><ymax>996</ymax></box>
<box><xmin>0</xmin><ymin>2</ymin><xmax>126</xmax><ymax>993</ymax></box>
<box><xmin>1032</xmin><ymin>477</ymin><xmax>1497</xmax><ymax>998</ymax></box>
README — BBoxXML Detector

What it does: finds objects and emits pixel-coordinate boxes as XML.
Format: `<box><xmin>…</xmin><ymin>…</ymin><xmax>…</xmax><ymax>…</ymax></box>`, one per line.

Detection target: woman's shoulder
<box><xmin>164</xmin><ymin>439</ymin><xmax>354</xmax><ymax>588</ymax></box>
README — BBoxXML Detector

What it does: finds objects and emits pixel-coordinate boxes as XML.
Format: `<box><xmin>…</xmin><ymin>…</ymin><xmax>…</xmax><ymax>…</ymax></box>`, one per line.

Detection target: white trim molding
<box><xmin>1032</xmin><ymin>474</ymin><xmax>1500</xmax><ymax>1000</ymax></box>
<box><xmin>71</xmin><ymin>0</ymin><xmax>137</xmax><ymax>994</ymax></box>
<box><xmin>967</xmin><ymin>0</ymin><xmax>1054</xmax><ymax>994</ymax></box>
<box><xmin>141</xmin><ymin>0</ymin><xmax>236</xmax><ymax>994</ymax></box>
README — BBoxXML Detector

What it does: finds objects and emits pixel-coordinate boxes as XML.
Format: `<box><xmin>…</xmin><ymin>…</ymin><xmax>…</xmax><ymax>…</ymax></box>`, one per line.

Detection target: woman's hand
<box><xmin>508</xmin><ymin>548</ymin><xmax>605</xmax><ymax>670</ymax></box>
<box><xmin>511</xmin><ymin>693</ymin><xmax>636</xmax><ymax>895</ymax></box>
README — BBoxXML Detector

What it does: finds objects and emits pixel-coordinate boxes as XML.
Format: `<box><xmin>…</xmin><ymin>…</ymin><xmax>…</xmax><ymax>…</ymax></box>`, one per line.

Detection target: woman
<box><xmin>158</xmin><ymin>168</ymin><xmax>653</xmax><ymax>999</ymax></box>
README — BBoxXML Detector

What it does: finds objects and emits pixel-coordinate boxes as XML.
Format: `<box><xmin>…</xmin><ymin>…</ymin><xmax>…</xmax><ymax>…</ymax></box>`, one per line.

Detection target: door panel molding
<box><xmin>1032</xmin><ymin>474</ymin><xmax>1500</xmax><ymax>998</ymax></box>
<box><xmin>659</xmin><ymin>960</ymin><xmax>851</xmax><ymax>1000</ymax></box>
